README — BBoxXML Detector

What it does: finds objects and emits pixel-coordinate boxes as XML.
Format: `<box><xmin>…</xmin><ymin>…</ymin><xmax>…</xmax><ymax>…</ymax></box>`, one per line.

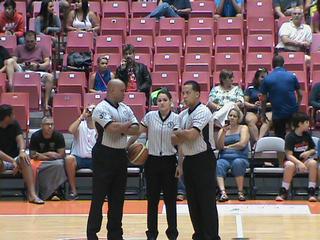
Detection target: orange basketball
<box><xmin>128</xmin><ymin>142</ymin><xmax>148</xmax><ymax>166</ymax></box>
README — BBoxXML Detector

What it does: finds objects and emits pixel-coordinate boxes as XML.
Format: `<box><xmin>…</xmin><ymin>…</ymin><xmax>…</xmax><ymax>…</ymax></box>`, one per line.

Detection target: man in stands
<box><xmin>215</xmin><ymin>0</ymin><xmax>243</xmax><ymax>18</ymax></box>
<box><xmin>0</xmin><ymin>0</ymin><xmax>25</xmax><ymax>44</ymax></box>
<box><xmin>147</xmin><ymin>0</ymin><xmax>192</xmax><ymax>20</ymax></box>
<box><xmin>274</xmin><ymin>0</ymin><xmax>303</xmax><ymax>18</ymax></box>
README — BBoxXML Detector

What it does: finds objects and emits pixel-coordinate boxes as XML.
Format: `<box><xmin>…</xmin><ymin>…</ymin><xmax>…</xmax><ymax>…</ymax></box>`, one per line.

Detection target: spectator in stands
<box><xmin>89</xmin><ymin>55</ymin><xmax>114</xmax><ymax>93</ymax></box>
<box><xmin>35</xmin><ymin>0</ymin><xmax>62</xmax><ymax>36</ymax></box>
<box><xmin>66</xmin><ymin>0</ymin><xmax>100</xmax><ymax>34</ymax></box>
<box><xmin>0</xmin><ymin>104</ymin><xmax>44</xmax><ymax>204</ymax></box>
<box><xmin>216</xmin><ymin>108</ymin><xmax>250</xmax><ymax>202</ymax></box>
<box><xmin>115</xmin><ymin>44</ymin><xmax>152</xmax><ymax>100</ymax></box>
<box><xmin>274</xmin><ymin>0</ymin><xmax>303</xmax><ymax>18</ymax></box>
<box><xmin>311</xmin><ymin>0</ymin><xmax>320</xmax><ymax>32</ymax></box>
<box><xmin>147</xmin><ymin>0</ymin><xmax>192</xmax><ymax>20</ymax></box>
<box><xmin>65</xmin><ymin>105</ymin><xmax>96</xmax><ymax>200</ymax></box>
<box><xmin>29</xmin><ymin>117</ymin><xmax>67</xmax><ymax>201</ymax></box>
<box><xmin>310</xmin><ymin>82</ymin><xmax>320</xmax><ymax>121</ymax></box>
<box><xmin>207</xmin><ymin>69</ymin><xmax>244</xmax><ymax>127</ymax></box>
<box><xmin>12</xmin><ymin>30</ymin><xmax>54</xmax><ymax>115</ymax></box>
<box><xmin>260</xmin><ymin>55</ymin><xmax>302</xmax><ymax>139</ymax></box>
<box><xmin>276</xmin><ymin>112</ymin><xmax>317</xmax><ymax>202</ymax></box>
<box><xmin>0</xmin><ymin>0</ymin><xmax>25</xmax><ymax>44</ymax></box>
<box><xmin>215</xmin><ymin>0</ymin><xmax>243</xmax><ymax>18</ymax></box>
<box><xmin>0</xmin><ymin>46</ymin><xmax>15</xmax><ymax>91</ymax></box>
<box><xmin>244</xmin><ymin>68</ymin><xmax>272</xmax><ymax>142</ymax></box>
<box><xmin>276</xmin><ymin>6</ymin><xmax>312</xmax><ymax>53</ymax></box>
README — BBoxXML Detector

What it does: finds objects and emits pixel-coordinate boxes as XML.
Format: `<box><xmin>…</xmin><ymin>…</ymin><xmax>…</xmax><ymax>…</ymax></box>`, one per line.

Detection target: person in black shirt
<box><xmin>0</xmin><ymin>46</ymin><xmax>15</xmax><ymax>91</ymax></box>
<box><xmin>276</xmin><ymin>112</ymin><xmax>317</xmax><ymax>202</ymax></box>
<box><xmin>0</xmin><ymin>104</ymin><xmax>43</xmax><ymax>204</ymax></box>
<box><xmin>147</xmin><ymin>0</ymin><xmax>192</xmax><ymax>19</ymax></box>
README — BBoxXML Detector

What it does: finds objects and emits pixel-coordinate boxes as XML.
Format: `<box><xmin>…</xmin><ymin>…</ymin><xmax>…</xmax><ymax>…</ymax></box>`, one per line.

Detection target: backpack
<box><xmin>67</xmin><ymin>51</ymin><xmax>92</xmax><ymax>70</ymax></box>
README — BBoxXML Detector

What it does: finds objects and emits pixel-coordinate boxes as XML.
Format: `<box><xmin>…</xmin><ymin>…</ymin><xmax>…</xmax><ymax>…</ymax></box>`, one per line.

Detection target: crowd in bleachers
<box><xmin>1</xmin><ymin>0</ymin><xmax>320</xmax><ymax>203</ymax></box>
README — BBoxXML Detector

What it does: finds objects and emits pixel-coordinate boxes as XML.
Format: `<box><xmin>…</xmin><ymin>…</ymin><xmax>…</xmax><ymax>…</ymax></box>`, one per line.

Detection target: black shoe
<box><xmin>275</xmin><ymin>187</ymin><xmax>288</xmax><ymax>201</ymax></box>
<box><xmin>308</xmin><ymin>187</ymin><xmax>317</xmax><ymax>202</ymax></box>
<box><xmin>68</xmin><ymin>192</ymin><xmax>79</xmax><ymax>200</ymax></box>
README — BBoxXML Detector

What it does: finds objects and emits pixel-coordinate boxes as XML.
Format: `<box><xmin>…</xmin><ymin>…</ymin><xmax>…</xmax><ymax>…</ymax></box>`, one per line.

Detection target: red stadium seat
<box><xmin>311</xmin><ymin>52</ymin><xmax>320</xmax><ymax>72</ymax></box>
<box><xmin>0</xmin><ymin>35</ymin><xmax>17</xmax><ymax>55</ymax></box>
<box><xmin>279</xmin><ymin>52</ymin><xmax>306</xmax><ymax>72</ymax></box>
<box><xmin>182</xmin><ymin>71</ymin><xmax>211</xmax><ymax>91</ymax></box>
<box><xmin>102</xmin><ymin>1</ymin><xmax>129</xmax><ymax>18</ymax></box>
<box><xmin>214</xmin><ymin>53</ymin><xmax>242</xmax><ymax>72</ymax></box>
<box><xmin>185</xmin><ymin>35</ymin><xmax>214</xmax><ymax>54</ymax></box>
<box><xmin>190</xmin><ymin>1</ymin><xmax>215</xmax><ymax>18</ymax></box>
<box><xmin>184</xmin><ymin>53</ymin><xmax>213</xmax><ymax>73</ymax></box>
<box><xmin>311</xmin><ymin>70</ymin><xmax>320</xmax><ymax>85</ymax></box>
<box><xmin>155</xmin><ymin>35</ymin><xmax>183</xmax><ymax>54</ymax></box>
<box><xmin>245</xmin><ymin>71</ymin><xmax>258</xmax><ymax>87</ymax></box>
<box><xmin>124</xmin><ymin>92</ymin><xmax>146</xmax><ymax>121</ymax></box>
<box><xmin>33</xmin><ymin>1</ymin><xmax>59</xmax><ymax>17</ymax></box>
<box><xmin>311</xmin><ymin>33</ymin><xmax>320</xmax><ymax>53</ymax></box>
<box><xmin>57</xmin><ymin>72</ymin><xmax>87</xmax><ymax>95</ymax></box>
<box><xmin>129</xmin><ymin>18</ymin><xmax>157</xmax><ymax>39</ymax></box>
<box><xmin>52</xmin><ymin>93</ymin><xmax>82</xmax><ymax>132</ymax></box>
<box><xmin>13</xmin><ymin>72</ymin><xmax>41</xmax><ymax>110</ymax></box>
<box><xmin>213</xmin><ymin>71</ymin><xmax>243</xmax><ymax>86</ymax></box>
<box><xmin>151</xmin><ymin>71</ymin><xmax>179</xmax><ymax>92</ymax></box>
<box><xmin>187</xmin><ymin>18</ymin><xmax>215</xmax><ymax>37</ymax></box>
<box><xmin>153</xmin><ymin>53</ymin><xmax>182</xmax><ymax>73</ymax></box>
<box><xmin>247</xmin><ymin>16</ymin><xmax>275</xmax><ymax>35</ymax></box>
<box><xmin>93</xmin><ymin>53</ymin><xmax>121</xmax><ymax>72</ymax></box>
<box><xmin>126</xmin><ymin>35</ymin><xmax>153</xmax><ymax>54</ymax></box>
<box><xmin>291</xmin><ymin>70</ymin><xmax>308</xmax><ymax>88</ymax></box>
<box><xmin>66</xmin><ymin>31</ymin><xmax>94</xmax><ymax>53</ymax></box>
<box><xmin>246</xmin><ymin>34</ymin><xmax>274</xmax><ymax>53</ymax></box>
<box><xmin>28</xmin><ymin>17</ymin><xmax>36</xmax><ymax>31</ymax></box>
<box><xmin>100</xmin><ymin>18</ymin><xmax>128</xmax><ymax>40</ymax></box>
<box><xmin>0</xmin><ymin>73</ymin><xmax>6</xmax><ymax>94</ymax></box>
<box><xmin>159</xmin><ymin>18</ymin><xmax>185</xmax><ymax>43</ymax></box>
<box><xmin>216</xmin><ymin>17</ymin><xmax>243</xmax><ymax>36</ymax></box>
<box><xmin>134</xmin><ymin>53</ymin><xmax>152</xmax><ymax>70</ymax></box>
<box><xmin>131</xmin><ymin>1</ymin><xmax>157</xmax><ymax>18</ymax></box>
<box><xmin>246</xmin><ymin>0</ymin><xmax>273</xmax><ymax>17</ymax></box>
<box><xmin>199</xmin><ymin>91</ymin><xmax>210</xmax><ymax>105</ymax></box>
<box><xmin>245</xmin><ymin>52</ymin><xmax>273</xmax><ymax>72</ymax></box>
<box><xmin>215</xmin><ymin>35</ymin><xmax>243</xmax><ymax>53</ymax></box>
<box><xmin>36</xmin><ymin>35</ymin><xmax>52</xmax><ymax>57</ymax></box>
<box><xmin>88</xmin><ymin>1</ymin><xmax>101</xmax><ymax>17</ymax></box>
<box><xmin>95</xmin><ymin>35</ymin><xmax>123</xmax><ymax>54</ymax></box>
<box><xmin>83</xmin><ymin>92</ymin><xmax>106</xmax><ymax>107</ymax></box>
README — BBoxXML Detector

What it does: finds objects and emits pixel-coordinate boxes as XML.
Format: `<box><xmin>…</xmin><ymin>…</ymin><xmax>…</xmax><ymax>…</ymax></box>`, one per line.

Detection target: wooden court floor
<box><xmin>1</xmin><ymin>200</ymin><xmax>320</xmax><ymax>240</ymax></box>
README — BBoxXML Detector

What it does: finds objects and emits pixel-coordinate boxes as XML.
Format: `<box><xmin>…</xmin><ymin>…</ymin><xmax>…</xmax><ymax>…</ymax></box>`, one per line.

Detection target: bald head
<box><xmin>107</xmin><ymin>79</ymin><xmax>126</xmax><ymax>103</ymax></box>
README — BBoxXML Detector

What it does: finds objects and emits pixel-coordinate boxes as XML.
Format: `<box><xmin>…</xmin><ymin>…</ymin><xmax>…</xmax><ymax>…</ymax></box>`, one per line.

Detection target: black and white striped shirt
<box><xmin>93</xmin><ymin>99</ymin><xmax>139</xmax><ymax>149</ymax></box>
<box><xmin>179</xmin><ymin>103</ymin><xmax>215</xmax><ymax>156</ymax></box>
<box><xmin>141</xmin><ymin>111</ymin><xmax>179</xmax><ymax>156</ymax></box>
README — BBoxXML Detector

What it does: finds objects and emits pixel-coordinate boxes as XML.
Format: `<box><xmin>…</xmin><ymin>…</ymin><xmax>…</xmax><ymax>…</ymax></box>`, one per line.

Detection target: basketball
<box><xmin>128</xmin><ymin>142</ymin><xmax>148</xmax><ymax>166</ymax></box>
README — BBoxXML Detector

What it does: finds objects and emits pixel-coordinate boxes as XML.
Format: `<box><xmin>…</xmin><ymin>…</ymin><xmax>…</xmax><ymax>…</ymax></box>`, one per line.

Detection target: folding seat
<box><xmin>199</xmin><ymin>91</ymin><xmax>209</xmax><ymax>104</ymax></box>
<box><xmin>213</xmin><ymin>71</ymin><xmax>243</xmax><ymax>86</ymax></box>
<box><xmin>214</xmin><ymin>53</ymin><xmax>242</xmax><ymax>72</ymax></box>
<box><xmin>0</xmin><ymin>73</ymin><xmax>6</xmax><ymax>94</ymax></box>
<box><xmin>134</xmin><ymin>53</ymin><xmax>152</xmax><ymax>70</ymax></box>
<box><xmin>0</xmin><ymin>92</ymin><xmax>29</xmax><ymax>132</ymax></box>
<box><xmin>279</xmin><ymin>52</ymin><xmax>306</xmax><ymax>72</ymax></box>
<box><xmin>153</xmin><ymin>53</ymin><xmax>181</xmax><ymax>73</ymax></box>
<box><xmin>0</xmin><ymin>35</ymin><xmax>17</xmax><ymax>55</ymax></box>
<box><xmin>189</xmin><ymin>1</ymin><xmax>215</xmax><ymax>18</ymax></box>
<box><xmin>150</xmin><ymin>91</ymin><xmax>179</xmax><ymax>111</ymax></box>
<box><xmin>95</xmin><ymin>35</ymin><xmax>123</xmax><ymax>54</ymax></box>
<box><xmin>33</xmin><ymin>1</ymin><xmax>59</xmax><ymax>17</ymax></box>
<box><xmin>247</xmin><ymin>16</ymin><xmax>275</xmax><ymax>35</ymax></box>
<box><xmin>13</xmin><ymin>72</ymin><xmax>41</xmax><ymax>110</ymax></box>
<box><xmin>126</xmin><ymin>35</ymin><xmax>153</xmax><ymax>54</ymax></box>
<box><xmin>28</xmin><ymin>17</ymin><xmax>36</xmax><ymax>31</ymax></box>
<box><xmin>88</xmin><ymin>1</ymin><xmax>101</xmax><ymax>17</ymax></box>
<box><xmin>52</xmin><ymin>93</ymin><xmax>82</xmax><ymax>132</ymax></box>
<box><xmin>57</xmin><ymin>71</ymin><xmax>87</xmax><ymax>95</ymax></box>
<box><xmin>66</xmin><ymin>31</ymin><xmax>94</xmax><ymax>53</ymax></box>
<box><xmin>83</xmin><ymin>92</ymin><xmax>106</xmax><ymax>107</ymax></box>
<box><xmin>246</xmin><ymin>0</ymin><xmax>273</xmax><ymax>17</ymax></box>
<box><xmin>245</xmin><ymin>52</ymin><xmax>273</xmax><ymax>72</ymax></box>
<box><xmin>36</xmin><ymin>35</ymin><xmax>52</xmax><ymax>57</ymax></box>
<box><xmin>124</xmin><ymin>92</ymin><xmax>146</xmax><ymax>121</ymax></box>
<box><xmin>215</xmin><ymin>35</ymin><xmax>243</xmax><ymax>53</ymax></box>
<box><xmin>100</xmin><ymin>18</ymin><xmax>128</xmax><ymax>40</ymax></box>
<box><xmin>291</xmin><ymin>71</ymin><xmax>308</xmax><ymax>87</ymax></box>
<box><xmin>129</xmin><ymin>18</ymin><xmax>156</xmax><ymax>39</ymax></box>
<box><xmin>102</xmin><ymin>1</ymin><xmax>129</xmax><ymax>18</ymax></box>
<box><xmin>185</xmin><ymin>35</ymin><xmax>214</xmax><ymax>54</ymax></box>
<box><xmin>311</xmin><ymin>70</ymin><xmax>320</xmax><ymax>85</ymax></box>
<box><xmin>184</xmin><ymin>53</ymin><xmax>213</xmax><ymax>73</ymax></box>
<box><xmin>310</xmin><ymin>33</ymin><xmax>320</xmax><ymax>53</ymax></box>
<box><xmin>216</xmin><ymin>17</ymin><xmax>243</xmax><ymax>36</ymax></box>
<box><xmin>299</xmin><ymin>87</ymin><xmax>309</xmax><ymax>113</ymax></box>
<box><xmin>155</xmin><ymin>35</ymin><xmax>183</xmax><ymax>55</ymax></box>
<box><xmin>151</xmin><ymin>71</ymin><xmax>179</xmax><ymax>92</ymax></box>
<box><xmin>93</xmin><ymin>53</ymin><xmax>121</xmax><ymax>72</ymax></box>
<box><xmin>159</xmin><ymin>18</ymin><xmax>185</xmax><ymax>43</ymax></box>
<box><xmin>246</xmin><ymin>34</ymin><xmax>274</xmax><ymax>53</ymax></box>
<box><xmin>182</xmin><ymin>71</ymin><xmax>211</xmax><ymax>91</ymax></box>
<box><xmin>187</xmin><ymin>18</ymin><xmax>215</xmax><ymax>37</ymax></box>
<box><xmin>245</xmin><ymin>70</ymin><xmax>258</xmax><ymax>87</ymax></box>
<box><xmin>311</xmin><ymin>52</ymin><xmax>320</xmax><ymax>72</ymax></box>
<box><xmin>131</xmin><ymin>1</ymin><xmax>157</xmax><ymax>18</ymax></box>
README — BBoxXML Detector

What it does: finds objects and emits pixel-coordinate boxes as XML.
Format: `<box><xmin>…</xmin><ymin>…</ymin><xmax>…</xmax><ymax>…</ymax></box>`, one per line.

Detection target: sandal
<box><xmin>238</xmin><ymin>191</ymin><xmax>246</xmax><ymax>201</ymax></box>
<box><xmin>219</xmin><ymin>191</ymin><xmax>229</xmax><ymax>202</ymax></box>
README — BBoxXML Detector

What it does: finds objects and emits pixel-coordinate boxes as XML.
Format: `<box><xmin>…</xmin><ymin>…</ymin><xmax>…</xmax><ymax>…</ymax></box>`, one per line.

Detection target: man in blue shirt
<box><xmin>215</xmin><ymin>0</ymin><xmax>243</xmax><ymax>18</ymax></box>
<box><xmin>260</xmin><ymin>55</ymin><xmax>302</xmax><ymax>139</ymax></box>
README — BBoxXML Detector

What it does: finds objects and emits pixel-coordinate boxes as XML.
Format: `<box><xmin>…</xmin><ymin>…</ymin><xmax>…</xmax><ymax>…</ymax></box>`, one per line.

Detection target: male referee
<box><xmin>172</xmin><ymin>81</ymin><xmax>220</xmax><ymax>240</ymax></box>
<box><xmin>87</xmin><ymin>79</ymin><xmax>139</xmax><ymax>240</ymax></box>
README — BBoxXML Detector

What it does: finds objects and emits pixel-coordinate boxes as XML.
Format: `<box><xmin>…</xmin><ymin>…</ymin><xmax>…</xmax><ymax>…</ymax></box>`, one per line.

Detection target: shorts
<box><xmin>16</xmin><ymin>64</ymin><xmax>50</xmax><ymax>85</ymax></box>
<box><xmin>74</xmin><ymin>155</ymin><xmax>93</xmax><ymax>170</ymax></box>
<box><xmin>2</xmin><ymin>157</ymin><xmax>20</xmax><ymax>170</ymax></box>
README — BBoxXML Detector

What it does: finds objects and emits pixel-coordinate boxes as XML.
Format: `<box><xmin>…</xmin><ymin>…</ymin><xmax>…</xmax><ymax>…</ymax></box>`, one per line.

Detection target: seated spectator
<box><xmin>0</xmin><ymin>0</ymin><xmax>25</xmax><ymax>44</ymax></box>
<box><xmin>29</xmin><ymin>117</ymin><xmax>67</xmax><ymax>201</ymax></box>
<box><xmin>311</xmin><ymin>1</ymin><xmax>320</xmax><ymax>33</ymax></box>
<box><xmin>276</xmin><ymin>112</ymin><xmax>317</xmax><ymax>202</ymax></box>
<box><xmin>89</xmin><ymin>56</ymin><xmax>114</xmax><ymax>93</ymax></box>
<box><xmin>0</xmin><ymin>104</ymin><xmax>44</xmax><ymax>204</ymax></box>
<box><xmin>216</xmin><ymin>108</ymin><xmax>250</xmax><ymax>202</ymax></box>
<box><xmin>147</xmin><ymin>0</ymin><xmax>192</xmax><ymax>20</ymax></box>
<box><xmin>35</xmin><ymin>0</ymin><xmax>61</xmax><ymax>37</ymax></box>
<box><xmin>276</xmin><ymin>7</ymin><xmax>312</xmax><ymax>53</ymax></box>
<box><xmin>115</xmin><ymin>44</ymin><xmax>152</xmax><ymax>100</ymax></box>
<box><xmin>244</xmin><ymin>68</ymin><xmax>272</xmax><ymax>142</ymax></box>
<box><xmin>215</xmin><ymin>0</ymin><xmax>243</xmax><ymax>18</ymax></box>
<box><xmin>0</xmin><ymin>46</ymin><xmax>15</xmax><ymax>91</ymax></box>
<box><xmin>207</xmin><ymin>69</ymin><xmax>244</xmax><ymax>127</ymax></box>
<box><xmin>66</xmin><ymin>0</ymin><xmax>100</xmax><ymax>34</ymax></box>
<box><xmin>65</xmin><ymin>106</ymin><xmax>96</xmax><ymax>200</ymax></box>
<box><xmin>310</xmin><ymin>82</ymin><xmax>320</xmax><ymax>122</ymax></box>
<box><xmin>274</xmin><ymin>0</ymin><xmax>303</xmax><ymax>18</ymax></box>
<box><xmin>12</xmin><ymin>30</ymin><xmax>54</xmax><ymax>114</ymax></box>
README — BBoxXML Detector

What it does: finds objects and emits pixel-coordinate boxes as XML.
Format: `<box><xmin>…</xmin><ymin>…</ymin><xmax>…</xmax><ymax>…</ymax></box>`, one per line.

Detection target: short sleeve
<box><xmin>293</xmin><ymin>74</ymin><xmax>300</xmax><ymax>90</ymax></box>
<box><xmin>127</xmin><ymin>106</ymin><xmax>139</xmax><ymax>125</ymax></box>
<box><xmin>173</xmin><ymin>114</ymin><xmax>180</xmax><ymax>130</ymax></box>
<box><xmin>13</xmin><ymin>121</ymin><xmax>23</xmax><ymax>137</ymax></box>
<box><xmin>55</xmin><ymin>132</ymin><xmax>66</xmax><ymax>149</ymax></box>
<box><xmin>285</xmin><ymin>133</ymin><xmax>294</xmax><ymax>151</ymax></box>
<box><xmin>305</xmin><ymin>26</ymin><xmax>312</xmax><ymax>43</ymax></box>
<box><xmin>141</xmin><ymin>112</ymin><xmax>150</xmax><ymax>128</ymax></box>
<box><xmin>273</xmin><ymin>0</ymin><xmax>280</xmax><ymax>7</ymax></box>
<box><xmin>208</xmin><ymin>86</ymin><xmax>218</xmax><ymax>103</ymax></box>
<box><xmin>278</xmin><ymin>23</ymin><xmax>290</xmax><ymax>37</ymax></box>
<box><xmin>92</xmin><ymin>106</ymin><xmax>113</xmax><ymax>128</ymax></box>
<box><xmin>306</xmin><ymin>133</ymin><xmax>315</xmax><ymax>150</ymax></box>
<box><xmin>29</xmin><ymin>132</ymin><xmax>39</xmax><ymax>152</ymax></box>
<box><xmin>192</xmin><ymin>107</ymin><xmax>212</xmax><ymax>132</ymax></box>
<box><xmin>41</xmin><ymin>46</ymin><xmax>50</xmax><ymax>59</ymax></box>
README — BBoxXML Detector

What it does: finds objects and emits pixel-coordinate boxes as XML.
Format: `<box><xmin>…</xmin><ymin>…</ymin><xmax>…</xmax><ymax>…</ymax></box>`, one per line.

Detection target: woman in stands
<box><xmin>311</xmin><ymin>0</ymin><xmax>320</xmax><ymax>32</ymax></box>
<box><xmin>207</xmin><ymin>69</ymin><xmax>244</xmax><ymax>127</ymax></box>
<box><xmin>35</xmin><ymin>0</ymin><xmax>61</xmax><ymax>36</ymax></box>
<box><xmin>128</xmin><ymin>88</ymin><xmax>180</xmax><ymax>240</ymax></box>
<box><xmin>66</xmin><ymin>0</ymin><xmax>100</xmax><ymax>34</ymax></box>
<box><xmin>88</xmin><ymin>55</ymin><xmax>113</xmax><ymax>93</ymax></box>
<box><xmin>276</xmin><ymin>112</ymin><xmax>317</xmax><ymax>202</ymax></box>
<box><xmin>216</xmin><ymin>108</ymin><xmax>250</xmax><ymax>202</ymax></box>
<box><xmin>244</xmin><ymin>68</ymin><xmax>272</xmax><ymax>142</ymax></box>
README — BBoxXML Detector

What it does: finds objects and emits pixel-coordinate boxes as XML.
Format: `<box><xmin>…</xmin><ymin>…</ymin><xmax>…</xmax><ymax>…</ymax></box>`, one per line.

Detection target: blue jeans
<box><xmin>147</xmin><ymin>2</ymin><xmax>180</xmax><ymax>19</ymax></box>
<box><xmin>74</xmin><ymin>155</ymin><xmax>93</xmax><ymax>169</ymax></box>
<box><xmin>217</xmin><ymin>158</ymin><xmax>249</xmax><ymax>177</ymax></box>
<box><xmin>177</xmin><ymin>175</ymin><xmax>186</xmax><ymax>195</ymax></box>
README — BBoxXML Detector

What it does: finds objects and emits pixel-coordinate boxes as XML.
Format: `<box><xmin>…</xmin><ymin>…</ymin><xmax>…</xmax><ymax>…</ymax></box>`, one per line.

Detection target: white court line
<box><xmin>235</xmin><ymin>214</ymin><xmax>244</xmax><ymax>238</ymax></box>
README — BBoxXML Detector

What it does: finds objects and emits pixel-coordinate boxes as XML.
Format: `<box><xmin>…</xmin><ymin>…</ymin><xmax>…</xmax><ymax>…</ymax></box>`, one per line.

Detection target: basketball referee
<box><xmin>87</xmin><ymin>79</ymin><xmax>139</xmax><ymax>240</ymax></box>
<box><xmin>171</xmin><ymin>81</ymin><xmax>220</xmax><ymax>240</ymax></box>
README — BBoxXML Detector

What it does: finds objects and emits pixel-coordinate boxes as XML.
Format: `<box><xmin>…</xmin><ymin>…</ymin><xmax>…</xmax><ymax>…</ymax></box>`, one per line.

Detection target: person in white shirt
<box><xmin>65</xmin><ymin>105</ymin><xmax>96</xmax><ymax>200</ymax></box>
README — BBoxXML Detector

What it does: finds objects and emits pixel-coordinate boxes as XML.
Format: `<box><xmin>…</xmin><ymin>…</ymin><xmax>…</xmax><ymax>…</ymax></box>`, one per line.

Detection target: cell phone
<box><xmin>224</xmin><ymin>120</ymin><xmax>230</xmax><ymax>125</ymax></box>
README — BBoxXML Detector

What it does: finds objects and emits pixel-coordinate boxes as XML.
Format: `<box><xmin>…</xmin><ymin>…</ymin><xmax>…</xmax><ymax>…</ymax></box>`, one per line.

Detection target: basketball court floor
<box><xmin>1</xmin><ymin>200</ymin><xmax>320</xmax><ymax>240</ymax></box>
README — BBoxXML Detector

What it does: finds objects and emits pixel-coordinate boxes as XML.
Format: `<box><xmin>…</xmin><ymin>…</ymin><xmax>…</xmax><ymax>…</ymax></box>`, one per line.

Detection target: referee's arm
<box><xmin>171</xmin><ymin>128</ymin><xmax>200</xmax><ymax>145</ymax></box>
<box><xmin>106</xmin><ymin>121</ymin><xmax>139</xmax><ymax>135</ymax></box>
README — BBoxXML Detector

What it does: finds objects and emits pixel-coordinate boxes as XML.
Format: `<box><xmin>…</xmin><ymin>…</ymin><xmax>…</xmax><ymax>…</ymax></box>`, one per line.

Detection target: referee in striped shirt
<box><xmin>172</xmin><ymin>81</ymin><xmax>220</xmax><ymax>240</ymax></box>
<box><xmin>87</xmin><ymin>79</ymin><xmax>139</xmax><ymax>240</ymax></box>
